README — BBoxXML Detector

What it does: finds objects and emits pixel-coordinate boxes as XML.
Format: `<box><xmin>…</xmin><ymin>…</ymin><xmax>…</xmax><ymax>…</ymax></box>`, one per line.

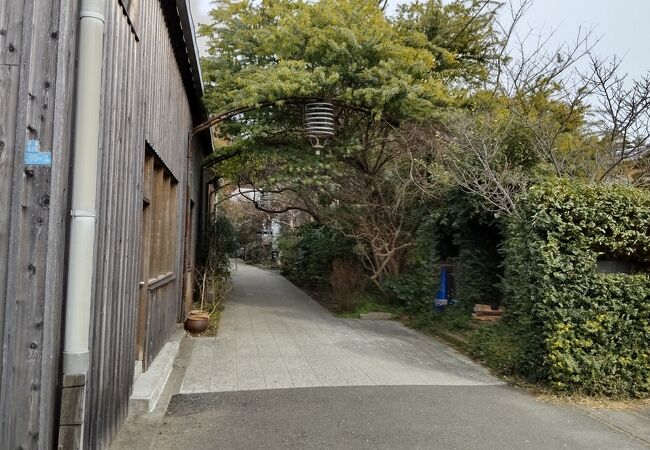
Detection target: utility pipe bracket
<box><xmin>70</xmin><ymin>209</ymin><xmax>96</xmax><ymax>219</ymax></box>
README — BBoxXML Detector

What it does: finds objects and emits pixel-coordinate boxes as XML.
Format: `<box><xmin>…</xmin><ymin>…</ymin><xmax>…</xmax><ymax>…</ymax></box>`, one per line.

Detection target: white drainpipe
<box><xmin>62</xmin><ymin>0</ymin><xmax>105</xmax><ymax>376</ymax></box>
<box><xmin>58</xmin><ymin>1</ymin><xmax>106</xmax><ymax>447</ymax></box>
<box><xmin>58</xmin><ymin>0</ymin><xmax>106</xmax><ymax>447</ymax></box>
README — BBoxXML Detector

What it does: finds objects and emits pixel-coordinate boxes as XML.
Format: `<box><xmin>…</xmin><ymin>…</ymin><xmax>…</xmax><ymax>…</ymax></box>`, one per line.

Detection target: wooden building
<box><xmin>0</xmin><ymin>0</ymin><xmax>211</xmax><ymax>448</ymax></box>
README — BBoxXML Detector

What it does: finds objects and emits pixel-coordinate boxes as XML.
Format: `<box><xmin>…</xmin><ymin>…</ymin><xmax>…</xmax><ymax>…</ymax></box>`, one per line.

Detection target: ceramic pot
<box><xmin>185</xmin><ymin>312</ymin><xmax>210</xmax><ymax>333</ymax></box>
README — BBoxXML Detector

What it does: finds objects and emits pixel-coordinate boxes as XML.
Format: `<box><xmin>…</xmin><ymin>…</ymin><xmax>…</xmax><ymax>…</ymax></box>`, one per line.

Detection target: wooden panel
<box><xmin>0</xmin><ymin>65</ymin><xmax>20</xmax><ymax>358</ymax></box>
<box><xmin>0</xmin><ymin>0</ymin><xmax>79</xmax><ymax>447</ymax></box>
<box><xmin>38</xmin><ymin>0</ymin><xmax>80</xmax><ymax>446</ymax></box>
<box><xmin>0</xmin><ymin>0</ymin><xmax>25</xmax><ymax>65</ymax></box>
<box><xmin>0</xmin><ymin>0</ymin><xmax>77</xmax><ymax>448</ymax></box>
<box><xmin>169</xmin><ymin>181</ymin><xmax>178</xmax><ymax>275</ymax></box>
<box><xmin>95</xmin><ymin>3</ymin><xmax>131</xmax><ymax>447</ymax></box>
<box><xmin>81</xmin><ymin>0</ymin><xmax>208</xmax><ymax>439</ymax></box>
<box><xmin>136</xmin><ymin>201</ymin><xmax>151</xmax><ymax>360</ymax></box>
<box><xmin>85</xmin><ymin>1</ymin><xmax>137</xmax><ymax>447</ymax></box>
<box><xmin>84</xmin><ymin>0</ymin><xmax>197</xmax><ymax>448</ymax></box>
<box><xmin>0</xmin><ymin>0</ymin><xmax>202</xmax><ymax>448</ymax></box>
<box><xmin>144</xmin><ymin>281</ymin><xmax>179</xmax><ymax>368</ymax></box>
<box><xmin>150</xmin><ymin>163</ymin><xmax>163</xmax><ymax>276</ymax></box>
<box><xmin>162</xmin><ymin>174</ymin><xmax>171</xmax><ymax>271</ymax></box>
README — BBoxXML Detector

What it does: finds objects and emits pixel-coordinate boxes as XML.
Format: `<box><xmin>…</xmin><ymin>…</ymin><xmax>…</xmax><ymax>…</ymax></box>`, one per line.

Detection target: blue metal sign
<box><xmin>25</xmin><ymin>152</ymin><xmax>53</xmax><ymax>166</ymax></box>
<box><xmin>24</xmin><ymin>139</ymin><xmax>52</xmax><ymax>166</ymax></box>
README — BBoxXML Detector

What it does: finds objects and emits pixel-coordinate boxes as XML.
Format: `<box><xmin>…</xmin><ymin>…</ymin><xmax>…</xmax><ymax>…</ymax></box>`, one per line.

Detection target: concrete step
<box><xmin>129</xmin><ymin>326</ymin><xmax>185</xmax><ymax>415</ymax></box>
<box><xmin>359</xmin><ymin>311</ymin><xmax>393</xmax><ymax>320</ymax></box>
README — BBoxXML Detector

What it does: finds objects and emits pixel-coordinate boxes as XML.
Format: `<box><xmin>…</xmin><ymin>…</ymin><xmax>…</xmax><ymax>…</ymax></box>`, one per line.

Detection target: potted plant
<box><xmin>185</xmin><ymin>267</ymin><xmax>211</xmax><ymax>333</ymax></box>
<box><xmin>186</xmin><ymin>212</ymin><xmax>237</xmax><ymax>333</ymax></box>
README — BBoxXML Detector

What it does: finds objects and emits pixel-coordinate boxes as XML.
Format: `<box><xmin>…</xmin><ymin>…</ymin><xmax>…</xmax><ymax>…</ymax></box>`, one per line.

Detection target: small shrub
<box><xmin>414</xmin><ymin>190</ymin><xmax>505</xmax><ymax>309</ymax></box>
<box><xmin>454</xmin><ymin>223</ymin><xmax>503</xmax><ymax>307</ymax></box>
<box><xmin>382</xmin><ymin>274</ymin><xmax>436</xmax><ymax>314</ymax></box>
<box><xmin>244</xmin><ymin>241</ymin><xmax>272</xmax><ymax>263</ymax></box>
<box><xmin>278</xmin><ymin>224</ymin><xmax>356</xmax><ymax>288</ymax></box>
<box><xmin>200</xmin><ymin>212</ymin><xmax>239</xmax><ymax>275</ymax></box>
<box><xmin>277</xmin><ymin>232</ymin><xmax>300</xmax><ymax>276</ymax></box>
<box><xmin>329</xmin><ymin>259</ymin><xmax>363</xmax><ymax>311</ymax></box>
<box><xmin>338</xmin><ymin>295</ymin><xmax>407</xmax><ymax>318</ymax></box>
<box><xmin>468</xmin><ymin>324</ymin><xmax>523</xmax><ymax>376</ymax></box>
<box><xmin>407</xmin><ymin>306</ymin><xmax>474</xmax><ymax>336</ymax></box>
<box><xmin>193</xmin><ymin>265</ymin><xmax>231</xmax><ymax>313</ymax></box>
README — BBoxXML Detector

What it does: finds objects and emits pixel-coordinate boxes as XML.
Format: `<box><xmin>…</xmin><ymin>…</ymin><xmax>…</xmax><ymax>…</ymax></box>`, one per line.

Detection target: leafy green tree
<box><xmin>198</xmin><ymin>0</ymin><xmax>502</xmax><ymax>284</ymax></box>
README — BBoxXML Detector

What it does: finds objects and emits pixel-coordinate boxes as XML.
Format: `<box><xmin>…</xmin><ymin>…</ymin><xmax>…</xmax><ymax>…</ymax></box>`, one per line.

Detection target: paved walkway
<box><xmin>181</xmin><ymin>262</ymin><xmax>501</xmax><ymax>393</ymax></box>
<box><xmin>111</xmin><ymin>261</ymin><xmax>649</xmax><ymax>449</ymax></box>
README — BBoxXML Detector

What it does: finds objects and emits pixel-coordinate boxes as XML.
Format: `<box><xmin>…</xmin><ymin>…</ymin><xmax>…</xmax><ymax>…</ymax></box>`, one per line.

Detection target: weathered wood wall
<box><xmin>82</xmin><ymin>2</ymin><xmax>141</xmax><ymax>447</ymax></box>
<box><xmin>1</xmin><ymin>0</ymin><xmax>207</xmax><ymax>448</ymax></box>
<box><xmin>83</xmin><ymin>1</ymin><xmax>200</xmax><ymax>448</ymax></box>
<box><xmin>0</xmin><ymin>0</ymin><xmax>79</xmax><ymax>448</ymax></box>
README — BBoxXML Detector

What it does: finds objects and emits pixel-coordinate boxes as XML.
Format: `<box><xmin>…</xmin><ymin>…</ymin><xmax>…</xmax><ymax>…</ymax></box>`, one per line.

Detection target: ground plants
<box><xmin>329</xmin><ymin>259</ymin><xmax>364</xmax><ymax>311</ymax></box>
<box><xmin>189</xmin><ymin>212</ymin><xmax>238</xmax><ymax>335</ymax></box>
<box><xmin>200</xmin><ymin>212</ymin><xmax>239</xmax><ymax>274</ymax></box>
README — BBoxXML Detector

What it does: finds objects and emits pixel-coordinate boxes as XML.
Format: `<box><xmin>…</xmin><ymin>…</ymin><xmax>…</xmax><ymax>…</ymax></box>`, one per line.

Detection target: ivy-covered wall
<box><xmin>503</xmin><ymin>181</ymin><xmax>650</xmax><ymax>397</ymax></box>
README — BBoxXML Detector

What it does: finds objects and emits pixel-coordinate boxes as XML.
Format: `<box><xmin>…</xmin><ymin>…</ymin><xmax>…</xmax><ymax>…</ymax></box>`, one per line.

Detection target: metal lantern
<box><xmin>304</xmin><ymin>101</ymin><xmax>335</xmax><ymax>154</ymax></box>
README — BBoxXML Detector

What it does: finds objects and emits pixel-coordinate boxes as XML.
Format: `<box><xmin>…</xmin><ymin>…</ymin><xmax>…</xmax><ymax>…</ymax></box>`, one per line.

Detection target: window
<box><xmin>143</xmin><ymin>148</ymin><xmax>178</xmax><ymax>283</ymax></box>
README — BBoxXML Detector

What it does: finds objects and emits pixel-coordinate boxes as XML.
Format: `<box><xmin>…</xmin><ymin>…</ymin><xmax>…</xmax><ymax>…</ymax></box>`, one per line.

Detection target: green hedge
<box><xmin>503</xmin><ymin>180</ymin><xmax>650</xmax><ymax>397</ymax></box>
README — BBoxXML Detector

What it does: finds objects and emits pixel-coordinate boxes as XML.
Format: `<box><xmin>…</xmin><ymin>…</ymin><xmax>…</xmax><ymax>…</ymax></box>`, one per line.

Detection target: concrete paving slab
<box><xmin>360</xmin><ymin>311</ymin><xmax>393</xmax><ymax>319</ymax></box>
<box><xmin>578</xmin><ymin>406</ymin><xmax>650</xmax><ymax>444</ymax></box>
<box><xmin>180</xmin><ymin>338</ymin><xmax>215</xmax><ymax>393</ymax></box>
<box><xmin>180</xmin><ymin>262</ymin><xmax>502</xmax><ymax>394</ymax></box>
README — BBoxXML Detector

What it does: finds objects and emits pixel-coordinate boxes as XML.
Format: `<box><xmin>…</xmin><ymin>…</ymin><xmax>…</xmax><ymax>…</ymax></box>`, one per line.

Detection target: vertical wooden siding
<box><xmin>0</xmin><ymin>0</ymin><xmax>199</xmax><ymax>447</ymax></box>
<box><xmin>84</xmin><ymin>1</ymin><xmax>140</xmax><ymax>446</ymax></box>
<box><xmin>138</xmin><ymin>0</ymin><xmax>192</xmax><ymax>375</ymax></box>
<box><xmin>144</xmin><ymin>282</ymin><xmax>180</xmax><ymax>367</ymax></box>
<box><xmin>0</xmin><ymin>0</ymin><xmax>79</xmax><ymax>447</ymax></box>
<box><xmin>84</xmin><ymin>1</ymin><xmax>195</xmax><ymax>448</ymax></box>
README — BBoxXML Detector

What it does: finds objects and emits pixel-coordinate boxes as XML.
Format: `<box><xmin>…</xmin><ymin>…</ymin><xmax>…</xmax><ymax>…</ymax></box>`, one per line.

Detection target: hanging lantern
<box><xmin>304</xmin><ymin>101</ymin><xmax>335</xmax><ymax>155</ymax></box>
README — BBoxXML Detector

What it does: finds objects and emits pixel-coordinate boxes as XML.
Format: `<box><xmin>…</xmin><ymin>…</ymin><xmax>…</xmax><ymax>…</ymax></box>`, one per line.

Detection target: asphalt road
<box><xmin>152</xmin><ymin>385</ymin><xmax>646</xmax><ymax>450</ymax></box>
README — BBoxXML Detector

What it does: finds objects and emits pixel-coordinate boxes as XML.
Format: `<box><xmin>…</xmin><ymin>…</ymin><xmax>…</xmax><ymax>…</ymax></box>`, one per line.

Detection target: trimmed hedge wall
<box><xmin>503</xmin><ymin>180</ymin><xmax>650</xmax><ymax>397</ymax></box>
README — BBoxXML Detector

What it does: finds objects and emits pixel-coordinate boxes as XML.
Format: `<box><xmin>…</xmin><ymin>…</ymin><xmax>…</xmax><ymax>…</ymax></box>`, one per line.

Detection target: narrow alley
<box><xmin>111</xmin><ymin>262</ymin><xmax>648</xmax><ymax>449</ymax></box>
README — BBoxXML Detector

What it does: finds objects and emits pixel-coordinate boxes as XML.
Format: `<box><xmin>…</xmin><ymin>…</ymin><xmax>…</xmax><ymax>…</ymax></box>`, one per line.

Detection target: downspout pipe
<box><xmin>63</xmin><ymin>0</ymin><xmax>105</xmax><ymax>377</ymax></box>
<box><xmin>58</xmin><ymin>1</ymin><xmax>105</xmax><ymax>447</ymax></box>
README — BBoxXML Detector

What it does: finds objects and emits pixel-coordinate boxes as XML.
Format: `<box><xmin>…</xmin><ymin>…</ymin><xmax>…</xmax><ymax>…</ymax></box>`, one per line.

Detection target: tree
<box><xmin>198</xmin><ymin>0</ymin><xmax>502</xmax><ymax>284</ymax></box>
<box><xmin>583</xmin><ymin>56</ymin><xmax>650</xmax><ymax>184</ymax></box>
<box><xmin>411</xmin><ymin>0</ymin><xmax>650</xmax><ymax>216</ymax></box>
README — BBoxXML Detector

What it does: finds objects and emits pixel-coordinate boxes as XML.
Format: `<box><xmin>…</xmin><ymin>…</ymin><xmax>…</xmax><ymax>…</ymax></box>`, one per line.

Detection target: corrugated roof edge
<box><xmin>175</xmin><ymin>0</ymin><xmax>212</xmax><ymax>154</ymax></box>
<box><xmin>176</xmin><ymin>0</ymin><xmax>204</xmax><ymax>96</ymax></box>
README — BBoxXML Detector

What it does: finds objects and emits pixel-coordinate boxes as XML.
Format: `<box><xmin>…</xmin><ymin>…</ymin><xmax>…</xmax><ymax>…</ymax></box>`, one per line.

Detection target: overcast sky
<box><xmin>189</xmin><ymin>0</ymin><xmax>650</xmax><ymax>81</ymax></box>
